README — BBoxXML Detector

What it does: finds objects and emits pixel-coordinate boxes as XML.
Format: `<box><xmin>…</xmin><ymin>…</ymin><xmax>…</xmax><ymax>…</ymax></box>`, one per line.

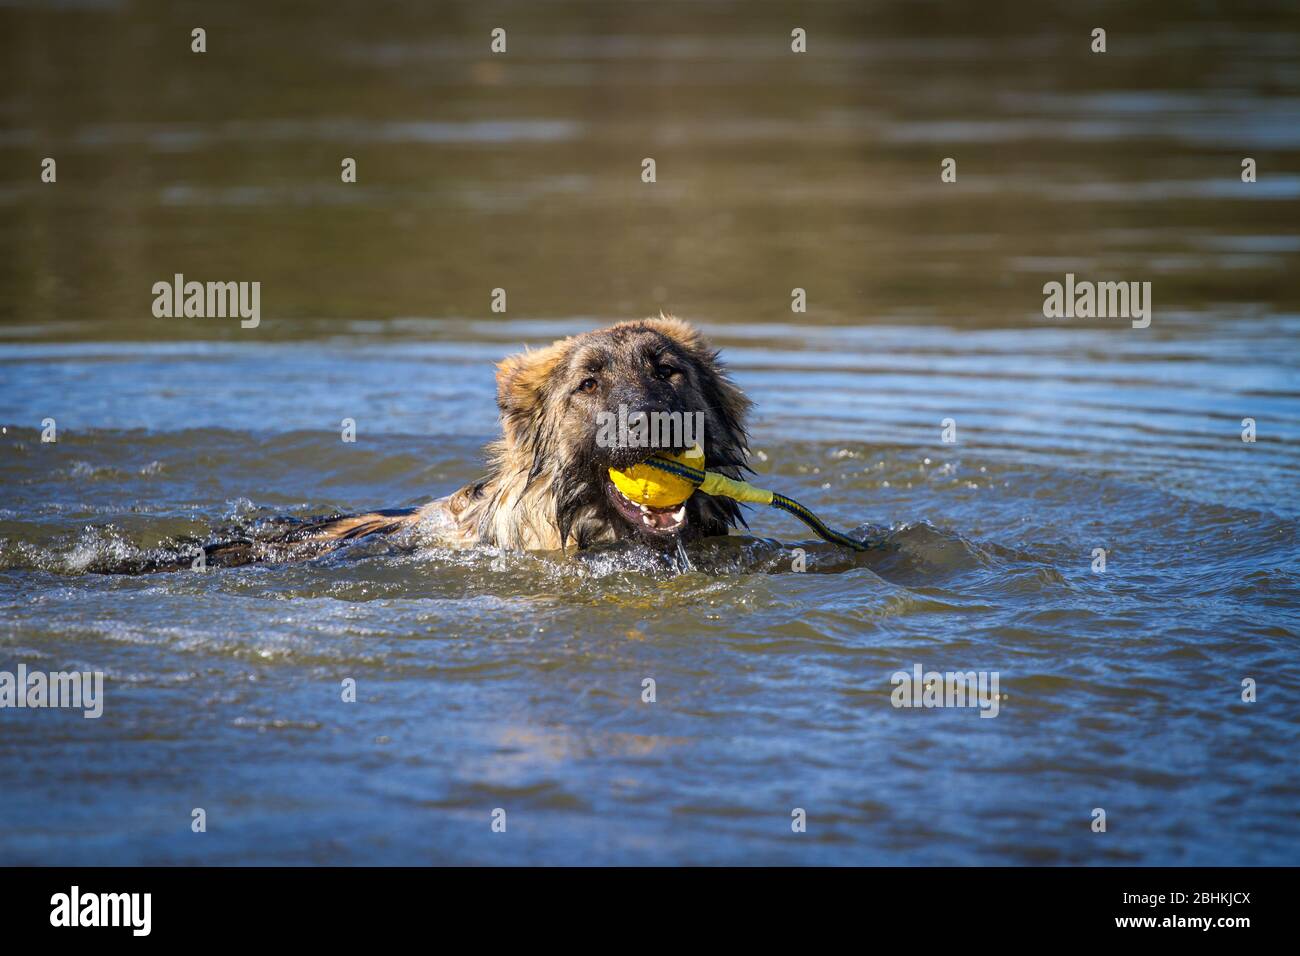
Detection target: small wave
<box><xmin>66</xmin><ymin>460</ymin><xmax>166</xmax><ymax>480</ymax></box>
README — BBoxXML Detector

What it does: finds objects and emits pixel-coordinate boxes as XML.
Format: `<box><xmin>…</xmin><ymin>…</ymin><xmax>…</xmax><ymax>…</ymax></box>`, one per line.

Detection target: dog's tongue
<box><xmin>641</xmin><ymin>501</ymin><xmax>687</xmax><ymax>531</ymax></box>
<box><xmin>606</xmin><ymin>477</ymin><xmax>691</xmax><ymax>534</ymax></box>
<box><xmin>615</xmin><ymin>490</ymin><xmax>688</xmax><ymax>532</ymax></box>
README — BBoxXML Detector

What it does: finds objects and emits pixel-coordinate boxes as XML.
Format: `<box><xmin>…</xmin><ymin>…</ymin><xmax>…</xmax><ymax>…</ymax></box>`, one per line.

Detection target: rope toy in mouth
<box><xmin>608</xmin><ymin>447</ymin><xmax>871</xmax><ymax>552</ymax></box>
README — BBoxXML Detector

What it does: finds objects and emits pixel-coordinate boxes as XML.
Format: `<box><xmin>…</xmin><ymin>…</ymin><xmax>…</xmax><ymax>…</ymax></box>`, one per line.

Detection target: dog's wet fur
<box><xmin>122</xmin><ymin>317</ymin><xmax>753</xmax><ymax>571</ymax></box>
<box><xmin>444</xmin><ymin>315</ymin><xmax>752</xmax><ymax>550</ymax></box>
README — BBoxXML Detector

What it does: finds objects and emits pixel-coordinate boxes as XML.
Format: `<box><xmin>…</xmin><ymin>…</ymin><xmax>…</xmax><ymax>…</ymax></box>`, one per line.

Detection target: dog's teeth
<box><xmin>672</xmin><ymin>506</ymin><xmax>686</xmax><ymax>522</ymax></box>
<box><xmin>638</xmin><ymin>503</ymin><xmax>649</xmax><ymax>513</ymax></box>
<box><xmin>641</xmin><ymin>515</ymin><xmax>653</xmax><ymax>526</ymax></box>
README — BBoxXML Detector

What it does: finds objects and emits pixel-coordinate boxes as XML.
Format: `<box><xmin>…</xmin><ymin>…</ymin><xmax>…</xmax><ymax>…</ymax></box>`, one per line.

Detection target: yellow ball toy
<box><xmin>608</xmin><ymin>445</ymin><xmax>704</xmax><ymax>508</ymax></box>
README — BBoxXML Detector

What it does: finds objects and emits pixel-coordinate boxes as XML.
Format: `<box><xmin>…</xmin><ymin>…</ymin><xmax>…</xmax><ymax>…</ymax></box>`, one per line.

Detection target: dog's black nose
<box><xmin>597</xmin><ymin>384</ymin><xmax>698</xmax><ymax>470</ymax></box>
<box><xmin>608</xmin><ymin>381</ymin><xmax>674</xmax><ymax>418</ymax></box>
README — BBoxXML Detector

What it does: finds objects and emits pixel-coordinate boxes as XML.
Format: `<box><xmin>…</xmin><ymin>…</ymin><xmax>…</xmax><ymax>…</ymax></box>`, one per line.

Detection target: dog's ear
<box><xmin>640</xmin><ymin>314</ymin><xmax>752</xmax><ymax>449</ymax></box>
<box><xmin>495</xmin><ymin>341</ymin><xmax>568</xmax><ymax>451</ymax></box>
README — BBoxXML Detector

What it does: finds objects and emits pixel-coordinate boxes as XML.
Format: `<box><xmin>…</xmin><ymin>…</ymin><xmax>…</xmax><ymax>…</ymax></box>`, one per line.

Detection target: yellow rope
<box><xmin>632</xmin><ymin>453</ymin><xmax>870</xmax><ymax>552</ymax></box>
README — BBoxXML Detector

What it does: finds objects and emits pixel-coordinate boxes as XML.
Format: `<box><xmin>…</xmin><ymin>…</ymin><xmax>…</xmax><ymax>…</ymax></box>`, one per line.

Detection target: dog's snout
<box><xmin>598</xmin><ymin>379</ymin><xmax>695</xmax><ymax>468</ymax></box>
<box><xmin>611</xmin><ymin>376</ymin><xmax>687</xmax><ymax>420</ymax></box>
<box><xmin>609</xmin><ymin>380</ymin><xmax>663</xmax><ymax>417</ymax></box>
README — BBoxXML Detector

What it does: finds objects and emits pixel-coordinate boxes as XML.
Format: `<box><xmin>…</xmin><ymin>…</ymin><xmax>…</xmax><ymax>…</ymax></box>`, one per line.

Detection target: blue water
<box><xmin>2</xmin><ymin>316</ymin><xmax>1297</xmax><ymax>865</ymax></box>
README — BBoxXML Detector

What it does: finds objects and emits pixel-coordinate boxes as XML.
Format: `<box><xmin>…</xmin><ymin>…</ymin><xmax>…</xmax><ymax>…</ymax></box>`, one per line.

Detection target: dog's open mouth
<box><xmin>604</xmin><ymin>479</ymin><xmax>690</xmax><ymax>537</ymax></box>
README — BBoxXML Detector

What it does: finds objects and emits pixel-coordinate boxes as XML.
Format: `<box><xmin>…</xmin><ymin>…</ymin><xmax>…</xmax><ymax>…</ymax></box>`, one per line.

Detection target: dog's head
<box><xmin>493</xmin><ymin>316</ymin><xmax>752</xmax><ymax>549</ymax></box>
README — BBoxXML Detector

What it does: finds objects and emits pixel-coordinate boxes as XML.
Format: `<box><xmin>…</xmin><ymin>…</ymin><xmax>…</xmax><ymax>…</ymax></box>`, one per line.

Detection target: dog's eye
<box><xmin>576</xmin><ymin>377</ymin><xmax>599</xmax><ymax>394</ymax></box>
<box><xmin>655</xmin><ymin>364</ymin><xmax>680</xmax><ymax>381</ymax></box>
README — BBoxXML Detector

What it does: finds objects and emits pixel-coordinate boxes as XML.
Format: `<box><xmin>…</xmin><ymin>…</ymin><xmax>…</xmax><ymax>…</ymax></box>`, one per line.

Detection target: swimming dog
<box><xmin>143</xmin><ymin>316</ymin><xmax>753</xmax><ymax>570</ymax></box>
